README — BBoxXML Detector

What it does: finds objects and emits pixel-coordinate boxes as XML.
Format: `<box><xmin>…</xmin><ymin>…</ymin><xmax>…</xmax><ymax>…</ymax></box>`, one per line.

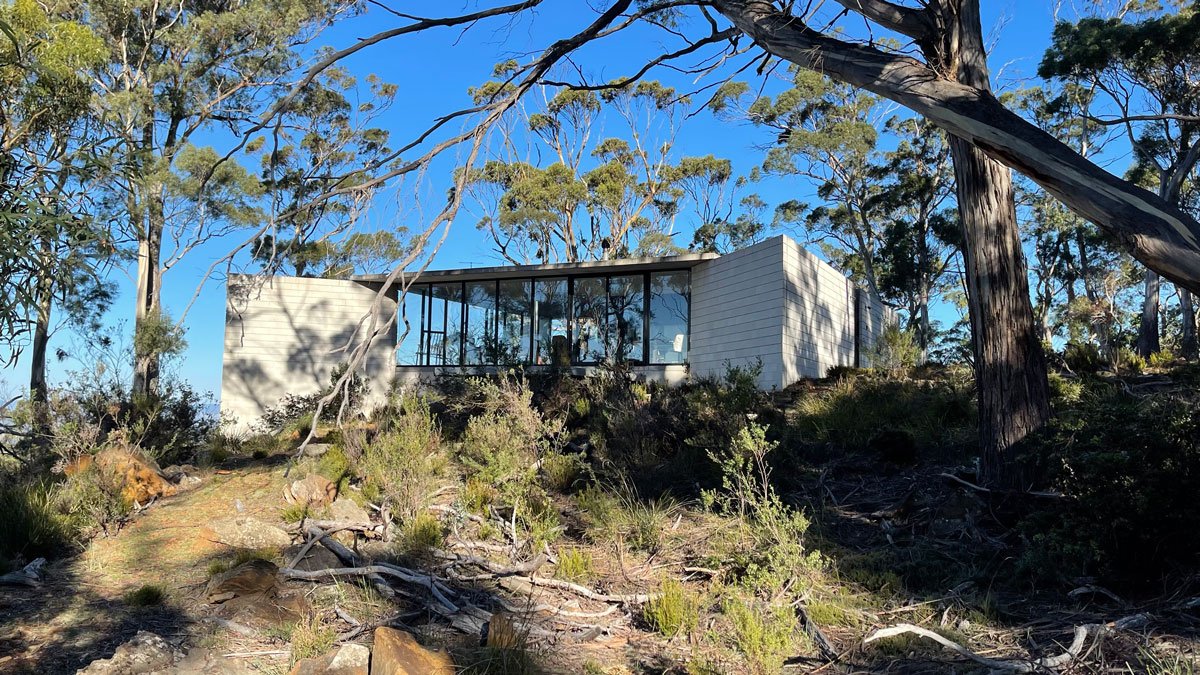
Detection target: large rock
<box><xmin>285</xmin><ymin>474</ymin><xmax>337</xmax><ymax>507</ymax></box>
<box><xmin>174</xmin><ymin>647</ymin><xmax>254</xmax><ymax>674</ymax></box>
<box><xmin>207</xmin><ymin>516</ymin><xmax>292</xmax><ymax>550</ymax></box>
<box><xmin>288</xmin><ymin>643</ymin><xmax>369</xmax><ymax>675</ymax></box>
<box><xmin>370</xmin><ymin>627</ymin><xmax>454</xmax><ymax>675</ymax></box>
<box><xmin>67</xmin><ymin>446</ymin><xmax>177</xmax><ymax>506</ymax></box>
<box><xmin>77</xmin><ymin>631</ymin><xmax>181</xmax><ymax>674</ymax></box>
<box><xmin>328</xmin><ymin>498</ymin><xmax>370</xmax><ymax>526</ymax></box>
<box><xmin>206</xmin><ymin>559</ymin><xmax>278</xmax><ymax>603</ymax></box>
<box><xmin>226</xmin><ymin>589</ymin><xmax>310</xmax><ymax>631</ymax></box>
<box><xmin>283</xmin><ymin>544</ymin><xmax>343</xmax><ymax>572</ymax></box>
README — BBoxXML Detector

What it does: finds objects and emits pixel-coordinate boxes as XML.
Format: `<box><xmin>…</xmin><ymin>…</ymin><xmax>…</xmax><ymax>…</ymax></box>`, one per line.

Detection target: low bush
<box><xmin>1018</xmin><ymin>377</ymin><xmax>1200</xmax><ymax>585</ymax></box>
<box><xmin>1063</xmin><ymin>341</ymin><xmax>1105</xmax><ymax>374</ymax></box>
<box><xmin>361</xmin><ymin>394</ymin><xmax>443</xmax><ymax>519</ymax></box>
<box><xmin>397</xmin><ymin>512</ymin><xmax>444</xmax><ymax>562</ymax></box>
<box><xmin>643</xmin><ymin>577</ymin><xmax>700</xmax><ymax>637</ymax></box>
<box><xmin>724</xmin><ymin>597</ymin><xmax>797</xmax><ymax>675</ymax></box>
<box><xmin>0</xmin><ymin>480</ymin><xmax>78</xmax><ymax>567</ymax></box>
<box><xmin>288</xmin><ymin>615</ymin><xmax>336</xmax><ymax>666</ymax></box>
<box><xmin>554</xmin><ymin>547</ymin><xmax>594</xmax><ymax>583</ymax></box>
<box><xmin>870</xmin><ymin>322</ymin><xmax>921</xmax><ymax>373</ymax></box>
<box><xmin>124</xmin><ymin>584</ymin><xmax>166</xmax><ymax>607</ymax></box>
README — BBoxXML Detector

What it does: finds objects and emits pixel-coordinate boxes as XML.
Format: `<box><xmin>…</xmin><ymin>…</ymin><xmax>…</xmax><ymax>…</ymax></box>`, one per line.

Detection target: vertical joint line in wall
<box><xmin>853</xmin><ymin>288</ymin><xmax>862</xmax><ymax>368</ymax></box>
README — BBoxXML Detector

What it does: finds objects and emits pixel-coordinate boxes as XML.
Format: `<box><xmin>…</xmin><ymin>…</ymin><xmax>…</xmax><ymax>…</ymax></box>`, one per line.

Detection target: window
<box><xmin>497</xmin><ymin>279</ymin><xmax>532</xmax><ymax>364</ymax></box>
<box><xmin>427</xmin><ymin>283</ymin><xmax>465</xmax><ymax>366</ymax></box>
<box><xmin>396</xmin><ymin>268</ymin><xmax>690</xmax><ymax>368</ymax></box>
<box><xmin>534</xmin><ymin>278</ymin><xmax>568</xmax><ymax>366</ymax></box>
<box><xmin>607</xmin><ymin>274</ymin><xmax>644</xmax><ymax>363</ymax></box>
<box><xmin>464</xmin><ymin>281</ymin><xmax>496</xmax><ymax>365</ymax></box>
<box><xmin>649</xmin><ymin>271</ymin><xmax>689</xmax><ymax>364</ymax></box>
<box><xmin>572</xmin><ymin>276</ymin><xmax>606</xmax><ymax>363</ymax></box>
<box><xmin>397</xmin><ymin>286</ymin><xmax>425</xmax><ymax>366</ymax></box>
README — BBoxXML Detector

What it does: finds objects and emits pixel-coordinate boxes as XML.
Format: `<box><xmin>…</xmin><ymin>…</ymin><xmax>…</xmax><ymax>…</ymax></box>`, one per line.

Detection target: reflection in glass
<box><xmin>572</xmin><ymin>277</ymin><xmax>606</xmax><ymax>363</ymax></box>
<box><xmin>649</xmin><ymin>271</ymin><xmax>689</xmax><ymax>364</ymax></box>
<box><xmin>607</xmin><ymin>275</ymin><xmax>644</xmax><ymax>363</ymax></box>
<box><xmin>464</xmin><ymin>281</ymin><xmax>496</xmax><ymax>365</ymax></box>
<box><xmin>396</xmin><ymin>286</ymin><xmax>426</xmax><ymax>366</ymax></box>
<box><xmin>534</xmin><ymin>278</ymin><xmax>568</xmax><ymax>366</ymax></box>
<box><xmin>497</xmin><ymin>279</ymin><xmax>532</xmax><ymax>364</ymax></box>
<box><xmin>428</xmin><ymin>283</ymin><xmax>465</xmax><ymax>366</ymax></box>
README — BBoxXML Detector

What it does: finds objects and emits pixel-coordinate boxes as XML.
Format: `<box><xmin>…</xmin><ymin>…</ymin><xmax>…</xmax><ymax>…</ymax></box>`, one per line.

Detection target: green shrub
<box><xmin>1063</xmin><ymin>341</ymin><xmax>1105</xmax><ymax>374</ymax></box>
<box><xmin>1115</xmin><ymin>347</ymin><xmax>1146</xmax><ymax>374</ymax></box>
<box><xmin>288</xmin><ymin>615</ymin><xmax>336</xmax><ymax>666</ymax></box>
<box><xmin>870</xmin><ymin>322</ymin><xmax>921</xmax><ymax>372</ymax></box>
<box><xmin>554</xmin><ymin>547</ymin><xmax>594</xmax><ymax>583</ymax></box>
<box><xmin>397</xmin><ymin>512</ymin><xmax>444</xmax><ymax>561</ymax></box>
<box><xmin>124</xmin><ymin>584</ymin><xmax>166</xmax><ymax>607</ymax></box>
<box><xmin>0</xmin><ymin>481</ymin><xmax>78</xmax><ymax>565</ymax></box>
<box><xmin>52</xmin><ymin>465</ymin><xmax>130</xmax><ymax>534</ymax></box>
<box><xmin>643</xmin><ymin>577</ymin><xmax>700</xmax><ymax>637</ymax></box>
<box><xmin>1148</xmin><ymin>350</ymin><xmax>1176</xmax><ymax>369</ymax></box>
<box><xmin>540</xmin><ymin>452</ymin><xmax>587</xmax><ymax>493</ymax></box>
<box><xmin>361</xmin><ymin>394</ymin><xmax>443</xmax><ymax>518</ymax></box>
<box><xmin>1018</xmin><ymin>380</ymin><xmax>1200</xmax><ymax>583</ymax></box>
<box><xmin>725</xmin><ymin>598</ymin><xmax>796</xmax><ymax>674</ymax></box>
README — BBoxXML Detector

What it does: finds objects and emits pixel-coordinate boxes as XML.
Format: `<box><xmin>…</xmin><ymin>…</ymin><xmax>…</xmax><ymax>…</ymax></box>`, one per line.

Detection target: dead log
<box><xmin>0</xmin><ymin>558</ymin><xmax>45</xmax><ymax>587</ymax></box>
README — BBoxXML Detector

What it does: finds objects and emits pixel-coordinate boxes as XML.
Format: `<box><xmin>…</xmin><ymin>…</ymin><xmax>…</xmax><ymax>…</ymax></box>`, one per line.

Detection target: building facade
<box><xmin>221</xmin><ymin>235</ymin><xmax>892</xmax><ymax>430</ymax></box>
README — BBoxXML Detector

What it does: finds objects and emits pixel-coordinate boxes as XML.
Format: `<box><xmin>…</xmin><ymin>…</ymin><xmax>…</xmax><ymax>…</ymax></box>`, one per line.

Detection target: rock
<box><xmin>174</xmin><ymin>647</ymin><xmax>254</xmax><ymax>674</ymax></box>
<box><xmin>302</xmin><ymin>443</ymin><xmax>332</xmax><ymax>457</ymax></box>
<box><xmin>328</xmin><ymin>498</ymin><xmax>370</xmax><ymax>526</ymax></box>
<box><xmin>68</xmin><ymin>446</ymin><xmax>177</xmax><ymax>506</ymax></box>
<box><xmin>206</xmin><ymin>559</ymin><xmax>278</xmax><ymax>603</ymax></box>
<box><xmin>288</xmin><ymin>643</ymin><xmax>368</xmax><ymax>675</ymax></box>
<box><xmin>77</xmin><ymin>631</ymin><xmax>181</xmax><ymax>674</ymax></box>
<box><xmin>161</xmin><ymin>464</ymin><xmax>199</xmax><ymax>482</ymax></box>
<box><xmin>371</xmin><ymin>627</ymin><xmax>454</xmax><ymax>675</ymax></box>
<box><xmin>226</xmin><ymin>589</ymin><xmax>310</xmax><ymax>631</ymax></box>
<box><xmin>207</xmin><ymin>516</ymin><xmax>292</xmax><ymax>550</ymax></box>
<box><xmin>285</xmin><ymin>474</ymin><xmax>337</xmax><ymax>507</ymax></box>
<box><xmin>283</xmin><ymin>544</ymin><xmax>343</xmax><ymax>572</ymax></box>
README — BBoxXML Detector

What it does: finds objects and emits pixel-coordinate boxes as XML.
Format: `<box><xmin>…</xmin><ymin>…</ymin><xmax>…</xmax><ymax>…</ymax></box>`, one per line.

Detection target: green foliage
<box><xmin>1148</xmin><ymin>350</ymin><xmax>1176</xmax><ymax>369</ymax></box>
<box><xmin>397</xmin><ymin>512</ymin><xmax>445</xmax><ymax>562</ymax></box>
<box><xmin>123</xmin><ymin>584</ymin><xmax>166</xmax><ymax>607</ymax></box>
<box><xmin>360</xmin><ymin>401</ymin><xmax>444</xmax><ymax>519</ymax></box>
<box><xmin>258</xmin><ymin>363</ymin><xmax>369</xmax><ymax>433</ymax></box>
<box><xmin>791</xmin><ymin>371</ymin><xmax>975</xmax><ymax>454</ymax></box>
<box><xmin>1018</xmin><ymin>378</ymin><xmax>1200</xmax><ymax>583</ymax></box>
<box><xmin>280</xmin><ymin>503</ymin><xmax>311</xmax><ymax>524</ymax></box>
<box><xmin>132</xmin><ymin>309</ymin><xmax>187</xmax><ymax>363</ymax></box>
<box><xmin>0</xmin><ymin>480</ymin><xmax>77</xmax><ymax>566</ymax></box>
<box><xmin>540</xmin><ymin>452</ymin><xmax>587</xmax><ymax>493</ymax></box>
<box><xmin>288</xmin><ymin>615</ymin><xmax>336</xmax><ymax>666</ymax></box>
<box><xmin>643</xmin><ymin>577</ymin><xmax>700</xmax><ymax>637</ymax></box>
<box><xmin>724</xmin><ymin>598</ymin><xmax>796</xmax><ymax>675</ymax></box>
<box><xmin>1115</xmin><ymin>347</ymin><xmax>1146</xmax><ymax>374</ymax></box>
<box><xmin>315</xmin><ymin>445</ymin><xmax>351</xmax><ymax>484</ymax></box>
<box><xmin>1063</xmin><ymin>341</ymin><xmax>1105</xmax><ymax>373</ymax></box>
<box><xmin>52</xmin><ymin>464</ymin><xmax>130</xmax><ymax>533</ymax></box>
<box><xmin>554</xmin><ymin>547</ymin><xmax>594</xmax><ymax>583</ymax></box>
<box><xmin>870</xmin><ymin>322</ymin><xmax>921</xmax><ymax>372</ymax></box>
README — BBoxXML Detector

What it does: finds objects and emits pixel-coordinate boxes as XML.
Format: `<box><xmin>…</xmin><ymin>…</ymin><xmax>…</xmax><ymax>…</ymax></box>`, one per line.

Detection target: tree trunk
<box><xmin>1136</xmin><ymin>271</ymin><xmax>1160</xmax><ymax>358</ymax></box>
<box><xmin>29</xmin><ymin>243</ymin><xmax>53</xmax><ymax>441</ymax></box>
<box><xmin>131</xmin><ymin>198</ymin><xmax>163</xmax><ymax>400</ymax></box>
<box><xmin>1181</xmin><ymin>287</ymin><xmax>1197</xmax><ymax>360</ymax></box>
<box><xmin>930</xmin><ymin>0</ymin><xmax>1050</xmax><ymax>490</ymax></box>
<box><xmin>712</xmin><ymin>0</ymin><xmax>1200</xmax><ymax>294</ymax></box>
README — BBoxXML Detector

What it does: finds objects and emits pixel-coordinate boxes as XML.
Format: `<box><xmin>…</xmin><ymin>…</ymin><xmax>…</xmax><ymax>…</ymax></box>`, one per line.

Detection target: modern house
<box><xmin>221</xmin><ymin>235</ymin><xmax>893</xmax><ymax>430</ymax></box>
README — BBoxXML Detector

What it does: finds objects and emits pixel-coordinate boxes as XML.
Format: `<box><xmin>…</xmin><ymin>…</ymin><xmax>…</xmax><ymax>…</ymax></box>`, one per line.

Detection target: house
<box><xmin>220</xmin><ymin>235</ymin><xmax>893</xmax><ymax>430</ymax></box>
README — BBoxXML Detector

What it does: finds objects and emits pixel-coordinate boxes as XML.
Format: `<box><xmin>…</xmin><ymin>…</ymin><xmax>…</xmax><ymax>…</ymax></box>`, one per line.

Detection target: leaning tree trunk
<box><xmin>1136</xmin><ymin>271</ymin><xmax>1161</xmax><ymax>358</ymax></box>
<box><xmin>1181</xmin><ymin>287</ymin><xmax>1198</xmax><ymax>360</ymax></box>
<box><xmin>712</xmin><ymin>0</ymin><xmax>1200</xmax><ymax>295</ymax></box>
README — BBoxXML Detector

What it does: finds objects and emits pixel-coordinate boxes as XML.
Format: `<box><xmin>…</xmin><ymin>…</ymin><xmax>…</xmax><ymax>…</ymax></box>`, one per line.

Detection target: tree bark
<box><xmin>1135</xmin><ymin>271</ymin><xmax>1161</xmax><ymax>358</ymax></box>
<box><xmin>29</xmin><ymin>238</ymin><xmax>53</xmax><ymax>440</ymax></box>
<box><xmin>711</xmin><ymin>0</ymin><xmax>1200</xmax><ymax>294</ymax></box>
<box><xmin>1181</xmin><ymin>287</ymin><xmax>1197</xmax><ymax>360</ymax></box>
<box><xmin>131</xmin><ymin>194</ymin><xmax>163</xmax><ymax>400</ymax></box>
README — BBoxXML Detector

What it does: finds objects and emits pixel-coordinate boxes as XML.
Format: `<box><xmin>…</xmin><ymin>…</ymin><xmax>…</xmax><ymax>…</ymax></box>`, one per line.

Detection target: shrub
<box><xmin>288</xmin><ymin>615</ymin><xmax>336</xmax><ymax>666</ymax></box>
<box><xmin>258</xmin><ymin>363</ymin><xmax>369</xmax><ymax>433</ymax></box>
<box><xmin>554</xmin><ymin>547</ymin><xmax>594</xmax><ymax>583</ymax></box>
<box><xmin>1018</xmin><ymin>380</ymin><xmax>1200</xmax><ymax>584</ymax></box>
<box><xmin>725</xmin><ymin>598</ymin><xmax>797</xmax><ymax>675</ymax></box>
<box><xmin>0</xmin><ymin>481</ymin><xmax>78</xmax><ymax>566</ymax></box>
<box><xmin>541</xmin><ymin>452</ymin><xmax>587</xmax><ymax>493</ymax></box>
<box><xmin>1115</xmin><ymin>347</ymin><xmax>1146</xmax><ymax>374</ymax></box>
<box><xmin>124</xmin><ymin>584</ymin><xmax>166</xmax><ymax>607</ymax></box>
<box><xmin>52</xmin><ymin>464</ymin><xmax>130</xmax><ymax>535</ymax></box>
<box><xmin>280</xmin><ymin>503</ymin><xmax>311</xmax><ymax>524</ymax></box>
<box><xmin>643</xmin><ymin>577</ymin><xmax>700</xmax><ymax>637</ymax></box>
<box><xmin>361</xmin><ymin>394</ymin><xmax>443</xmax><ymax>519</ymax></box>
<box><xmin>1063</xmin><ymin>341</ymin><xmax>1105</xmax><ymax>374</ymax></box>
<box><xmin>1148</xmin><ymin>350</ymin><xmax>1176</xmax><ymax>369</ymax></box>
<box><xmin>870</xmin><ymin>322</ymin><xmax>921</xmax><ymax>372</ymax></box>
<box><xmin>397</xmin><ymin>512</ymin><xmax>444</xmax><ymax>562</ymax></box>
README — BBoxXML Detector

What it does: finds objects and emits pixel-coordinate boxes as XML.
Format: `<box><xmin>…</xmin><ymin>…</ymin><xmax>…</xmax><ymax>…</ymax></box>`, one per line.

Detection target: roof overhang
<box><xmin>351</xmin><ymin>252</ymin><xmax>718</xmax><ymax>287</ymax></box>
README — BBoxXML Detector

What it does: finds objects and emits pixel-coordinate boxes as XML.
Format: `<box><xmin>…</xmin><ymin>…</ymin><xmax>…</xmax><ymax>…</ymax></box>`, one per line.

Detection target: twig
<box><xmin>863</xmin><ymin>622</ymin><xmax>1094</xmax><ymax>672</ymax></box>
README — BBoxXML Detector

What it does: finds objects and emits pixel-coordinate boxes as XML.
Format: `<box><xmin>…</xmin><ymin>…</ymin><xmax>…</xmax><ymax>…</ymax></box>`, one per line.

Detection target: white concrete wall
<box><xmin>689</xmin><ymin>237</ymin><xmax>788</xmax><ymax>389</ymax></box>
<box><xmin>221</xmin><ymin>274</ymin><xmax>396</xmax><ymax>432</ymax></box>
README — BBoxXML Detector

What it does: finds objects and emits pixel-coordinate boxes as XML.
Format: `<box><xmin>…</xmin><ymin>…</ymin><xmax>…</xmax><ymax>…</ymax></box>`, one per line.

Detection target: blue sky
<box><xmin>2</xmin><ymin>1</ymin><xmax>1068</xmax><ymax>400</ymax></box>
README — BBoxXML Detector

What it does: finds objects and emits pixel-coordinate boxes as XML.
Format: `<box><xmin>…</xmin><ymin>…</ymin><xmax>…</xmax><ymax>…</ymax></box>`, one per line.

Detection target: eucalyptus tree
<box><xmin>0</xmin><ymin>0</ymin><xmax>113</xmax><ymax>432</ymax></box>
<box><xmin>463</xmin><ymin>78</ymin><xmax>747</xmax><ymax>262</ymax></box>
<box><xmin>76</xmin><ymin>0</ymin><xmax>362</xmax><ymax>398</ymax></box>
<box><xmin>268</xmin><ymin>0</ymin><xmax>1200</xmax><ymax>489</ymax></box>
<box><xmin>1041</xmin><ymin>4</ymin><xmax>1200</xmax><ymax>359</ymax></box>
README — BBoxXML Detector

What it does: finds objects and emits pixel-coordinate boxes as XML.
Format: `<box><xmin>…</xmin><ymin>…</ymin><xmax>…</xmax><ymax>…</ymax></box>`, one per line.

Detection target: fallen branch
<box><xmin>0</xmin><ymin>557</ymin><xmax>45</xmax><ymax>586</ymax></box>
<box><xmin>797</xmin><ymin>602</ymin><xmax>839</xmax><ymax>662</ymax></box>
<box><xmin>863</xmin><ymin>622</ymin><xmax>1093</xmax><ymax>672</ymax></box>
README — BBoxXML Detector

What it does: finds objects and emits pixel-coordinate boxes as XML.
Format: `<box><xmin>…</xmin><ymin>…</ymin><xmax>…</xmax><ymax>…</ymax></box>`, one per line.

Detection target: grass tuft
<box><xmin>124</xmin><ymin>584</ymin><xmax>167</xmax><ymax>607</ymax></box>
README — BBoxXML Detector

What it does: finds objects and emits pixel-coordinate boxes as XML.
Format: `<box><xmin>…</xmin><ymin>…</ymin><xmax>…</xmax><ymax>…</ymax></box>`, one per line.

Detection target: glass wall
<box><xmin>397</xmin><ymin>269</ymin><xmax>689</xmax><ymax>368</ymax></box>
<box><xmin>649</xmin><ymin>271</ymin><xmax>689</xmax><ymax>364</ymax></box>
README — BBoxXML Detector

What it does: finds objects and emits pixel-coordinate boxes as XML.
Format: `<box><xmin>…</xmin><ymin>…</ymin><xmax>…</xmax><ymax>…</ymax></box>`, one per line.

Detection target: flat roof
<box><xmin>352</xmin><ymin>251</ymin><xmax>719</xmax><ymax>285</ymax></box>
